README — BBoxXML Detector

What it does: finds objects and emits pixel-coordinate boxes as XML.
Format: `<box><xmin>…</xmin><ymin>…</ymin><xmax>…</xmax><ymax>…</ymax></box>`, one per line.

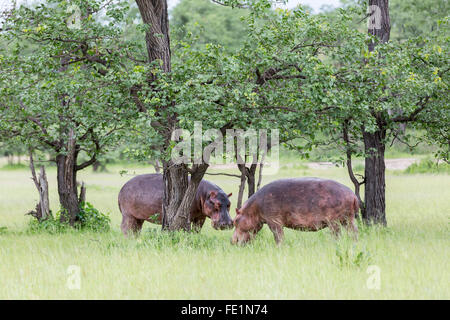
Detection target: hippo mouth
<box><xmin>212</xmin><ymin>221</ymin><xmax>234</xmax><ymax>230</ymax></box>
<box><xmin>231</xmin><ymin>230</ymin><xmax>251</xmax><ymax>245</ymax></box>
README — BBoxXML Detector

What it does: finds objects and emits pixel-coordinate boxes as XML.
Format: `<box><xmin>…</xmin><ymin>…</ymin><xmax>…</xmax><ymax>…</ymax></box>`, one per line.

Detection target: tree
<box><xmin>170</xmin><ymin>0</ymin><xmax>248</xmax><ymax>53</ymax></box>
<box><xmin>131</xmin><ymin>0</ymin><xmax>304</xmax><ymax>230</ymax></box>
<box><xmin>227</xmin><ymin>4</ymin><xmax>349</xmax><ymax>203</ymax></box>
<box><xmin>318</xmin><ymin>1</ymin><xmax>448</xmax><ymax>225</ymax></box>
<box><xmin>361</xmin><ymin>0</ymin><xmax>391</xmax><ymax>224</ymax></box>
<box><xmin>325</xmin><ymin>0</ymin><xmax>449</xmax><ymax>41</ymax></box>
<box><xmin>222</xmin><ymin>1</ymin><xmax>448</xmax><ymax>226</ymax></box>
<box><xmin>390</xmin><ymin>0</ymin><xmax>449</xmax><ymax>41</ymax></box>
<box><xmin>132</xmin><ymin>0</ymin><xmax>229</xmax><ymax>231</ymax></box>
<box><xmin>0</xmin><ymin>0</ymin><xmax>138</xmax><ymax>224</ymax></box>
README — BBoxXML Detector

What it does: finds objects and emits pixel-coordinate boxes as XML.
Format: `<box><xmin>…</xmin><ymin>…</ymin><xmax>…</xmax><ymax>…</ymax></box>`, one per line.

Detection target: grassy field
<box><xmin>0</xmin><ymin>157</ymin><xmax>448</xmax><ymax>299</ymax></box>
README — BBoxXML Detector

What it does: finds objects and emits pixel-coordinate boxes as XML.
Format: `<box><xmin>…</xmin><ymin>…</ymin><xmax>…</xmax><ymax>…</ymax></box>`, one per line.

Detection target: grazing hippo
<box><xmin>232</xmin><ymin>178</ymin><xmax>359</xmax><ymax>245</ymax></box>
<box><xmin>118</xmin><ymin>174</ymin><xmax>233</xmax><ymax>235</ymax></box>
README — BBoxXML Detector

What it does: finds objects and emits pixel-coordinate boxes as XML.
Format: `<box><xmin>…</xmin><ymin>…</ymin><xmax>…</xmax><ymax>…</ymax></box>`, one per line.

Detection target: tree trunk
<box><xmin>343</xmin><ymin>121</ymin><xmax>364</xmax><ymax>218</ymax></box>
<box><xmin>137</xmin><ymin>0</ymin><xmax>210</xmax><ymax>231</ymax></box>
<box><xmin>56</xmin><ymin>155</ymin><xmax>79</xmax><ymax>225</ymax></box>
<box><xmin>29</xmin><ymin>151</ymin><xmax>51</xmax><ymax>221</ymax></box>
<box><xmin>78</xmin><ymin>181</ymin><xmax>86</xmax><ymax>204</ymax></box>
<box><xmin>368</xmin><ymin>0</ymin><xmax>390</xmax><ymax>52</ymax></box>
<box><xmin>135</xmin><ymin>0</ymin><xmax>171</xmax><ymax>73</ymax></box>
<box><xmin>236</xmin><ymin>166</ymin><xmax>247</xmax><ymax>209</ymax></box>
<box><xmin>363</xmin><ymin>128</ymin><xmax>387</xmax><ymax>225</ymax></box>
<box><xmin>237</xmin><ymin>163</ymin><xmax>258</xmax><ymax>199</ymax></box>
<box><xmin>361</xmin><ymin>0</ymin><xmax>390</xmax><ymax>226</ymax></box>
<box><xmin>246</xmin><ymin>164</ymin><xmax>257</xmax><ymax>198</ymax></box>
<box><xmin>161</xmin><ymin>162</ymin><xmax>189</xmax><ymax>231</ymax></box>
<box><xmin>236</xmin><ymin>141</ymin><xmax>270</xmax><ymax>207</ymax></box>
<box><xmin>257</xmin><ymin>153</ymin><xmax>265</xmax><ymax>191</ymax></box>
<box><xmin>56</xmin><ymin>133</ymin><xmax>80</xmax><ymax>225</ymax></box>
<box><xmin>38</xmin><ymin>166</ymin><xmax>50</xmax><ymax>219</ymax></box>
<box><xmin>161</xmin><ymin>161</ymin><xmax>208</xmax><ymax>231</ymax></box>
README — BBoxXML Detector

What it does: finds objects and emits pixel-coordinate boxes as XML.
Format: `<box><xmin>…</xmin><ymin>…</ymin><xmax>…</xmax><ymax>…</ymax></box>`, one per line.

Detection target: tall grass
<box><xmin>0</xmin><ymin>159</ymin><xmax>448</xmax><ymax>299</ymax></box>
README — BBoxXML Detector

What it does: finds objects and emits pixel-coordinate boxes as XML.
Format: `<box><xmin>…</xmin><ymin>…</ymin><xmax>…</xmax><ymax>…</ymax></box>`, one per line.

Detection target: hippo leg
<box><xmin>268</xmin><ymin>223</ymin><xmax>284</xmax><ymax>245</ymax></box>
<box><xmin>121</xmin><ymin>215</ymin><xmax>144</xmax><ymax>236</ymax></box>
<box><xmin>192</xmin><ymin>216</ymin><xmax>206</xmax><ymax>233</ymax></box>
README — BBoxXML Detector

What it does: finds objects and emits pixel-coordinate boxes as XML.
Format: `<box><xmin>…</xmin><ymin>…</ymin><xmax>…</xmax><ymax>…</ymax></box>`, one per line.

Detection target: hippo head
<box><xmin>203</xmin><ymin>191</ymin><xmax>233</xmax><ymax>230</ymax></box>
<box><xmin>231</xmin><ymin>208</ymin><xmax>263</xmax><ymax>245</ymax></box>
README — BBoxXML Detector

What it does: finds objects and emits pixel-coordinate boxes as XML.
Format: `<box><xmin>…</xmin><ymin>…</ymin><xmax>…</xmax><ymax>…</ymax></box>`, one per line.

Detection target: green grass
<box><xmin>0</xmin><ymin>157</ymin><xmax>449</xmax><ymax>299</ymax></box>
<box><xmin>403</xmin><ymin>159</ymin><xmax>450</xmax><ymax>174</ymax></box>
<box><xmin>0</xmin><ymin>163</ymin><xmax>28</xmax><ymax>170</ymax></box>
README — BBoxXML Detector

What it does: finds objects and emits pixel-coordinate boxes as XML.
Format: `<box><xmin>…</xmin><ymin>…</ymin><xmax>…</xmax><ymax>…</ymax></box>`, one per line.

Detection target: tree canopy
<box><xmin>171</xmin><ymin>0</ymin><xmax>249</xmax><ymax>53</ymax></box>
<box><xmin>0</xmin><ymin>0</ymin><xmax>139</xmax><ymax>223</ymax></box>
<box><xmin>0</xmin><ymin>0</ymin><xmax>448</xmax><ymax>228</ymax></box>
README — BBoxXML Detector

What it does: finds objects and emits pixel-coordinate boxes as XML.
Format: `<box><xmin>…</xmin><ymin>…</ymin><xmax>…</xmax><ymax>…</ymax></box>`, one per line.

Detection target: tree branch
<box><xmin>392</xmin><ymin>95</ymin><xmax>431</xmax><ymax>123</ymax></box>
<box><xmin>343</xmin><ymin>119</ymin><xmax>365</xmax><ymax>213</ymax></box>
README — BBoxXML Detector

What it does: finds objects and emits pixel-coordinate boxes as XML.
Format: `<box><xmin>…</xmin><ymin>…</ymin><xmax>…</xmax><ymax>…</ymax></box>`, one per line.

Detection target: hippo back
<box><xmin>245</xmin><ymin>177</ymin><xmax>357</xmax><ymax>222</ymax></box>
<box><xmin>118</xmin><ymin>174</ymin><xmax>165</xmax><ymax>221</ymax></box>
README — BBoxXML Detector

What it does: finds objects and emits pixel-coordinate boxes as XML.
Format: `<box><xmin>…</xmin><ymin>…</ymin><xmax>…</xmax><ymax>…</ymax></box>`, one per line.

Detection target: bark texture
<box><xmin>363</xmin><ymin>0</ymin><xmax>390</xmax><ymax>225</ymax></box>
<box><xmin>28</xmin><ymin>151</ymin><xmax>51</xmax><ymax>221</ymax></box>
<box><xmin>363</xmin><ymin>127</ymin><xmax>387</xmax><ymax>225</ymax></box>
<box><xmin>368</xmin><ymin>0</ymin><xmax>391</xmax><ymax>52</ymax></box>
<box><xmin>56</xmin><ymin>131</ymin><xmax>80</xmax><ymax>225</ymax></box>
<box><xmin>135</xmin><ymin>1</ymin><xmax>214</xmax><ymax>231</ymax></box>
<box><xmin>161</xmin><ymin>163</ymin><xmax>208</xmax><ymax>231</ymax></box>
<box><xmin>135</xmin><ymin>0</ymin><xmax>171</xmax><ymax>73</ymax></box>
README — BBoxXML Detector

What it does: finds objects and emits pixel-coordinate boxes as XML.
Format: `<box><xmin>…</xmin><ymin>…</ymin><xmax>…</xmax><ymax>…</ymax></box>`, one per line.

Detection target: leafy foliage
<box><xmin>1</xmin><ymin>0</ymin><xmax>448</xmax><ymax>227</ymax></box>
<box><xmin>171</xmin><ymin>0</ymin><xmax>249</xmax><ymax>53</ymax></box>
<box><xmin>0</xmin><ymin>0</ymin><xmax>139</xmax><ymax>166</ymax></box>
<box><xmin>76</xmin><ymin>202</ymin><xmax>111</xmax><ymax>232</ymax></box>
<box><xmin>390</xmin><ymin>0</ymin><xmax>450</xmax><ymax>41</ymax></box>
<box><xmin>27</xmin><ymin>202</ymin><xmax>110</xmax><ymax>233</ymax></box>
<box><xmin>27</xmin><ymin>217</ymin><xmax>70</xmax><ymax>234</ymax></box>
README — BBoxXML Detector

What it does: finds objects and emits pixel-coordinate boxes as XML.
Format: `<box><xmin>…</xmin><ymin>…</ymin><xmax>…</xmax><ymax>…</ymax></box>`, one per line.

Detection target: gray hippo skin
<box><xmin>232</xmin><ymin>178</ymin><xmax>359</xmax><ymax>245</ymax></box>
<box><xmin>118</xmin><ymin>174</ymin><xmax>233</xmax><ymax>235</ymax></box>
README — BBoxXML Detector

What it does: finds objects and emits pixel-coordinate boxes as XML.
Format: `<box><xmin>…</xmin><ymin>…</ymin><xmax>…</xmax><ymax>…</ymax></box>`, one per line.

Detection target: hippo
<box><xmin>118</xmin><ymin>174</ymin><xmax>233</xmax><ymax>235</ymax></box>
<box><xmin>231</xmin><ymin>178</ymin><xmax>359</xmax><ymax>245</ymax></box>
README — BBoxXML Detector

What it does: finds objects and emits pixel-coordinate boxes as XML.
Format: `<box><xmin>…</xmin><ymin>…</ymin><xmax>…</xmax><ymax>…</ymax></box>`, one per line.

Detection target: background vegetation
<box><xmin>0</xmin><ymin>0</ymin><xmax>448</xmax><ymax>299</ymax></box>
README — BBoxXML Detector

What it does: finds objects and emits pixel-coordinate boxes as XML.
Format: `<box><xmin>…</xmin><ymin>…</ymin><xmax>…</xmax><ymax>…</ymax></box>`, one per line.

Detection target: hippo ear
<box><xmin>235</xmin><ymin>208</ymin><xmax>240</xmax><ymax>215</ymax></box>
<box><xmin>227</xmin><ymin>193</ymin><xmax>232</xmax><ymax>198</ymax></box>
